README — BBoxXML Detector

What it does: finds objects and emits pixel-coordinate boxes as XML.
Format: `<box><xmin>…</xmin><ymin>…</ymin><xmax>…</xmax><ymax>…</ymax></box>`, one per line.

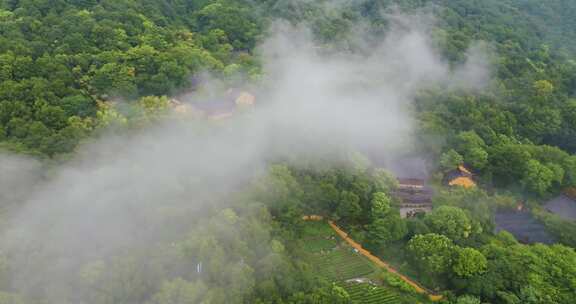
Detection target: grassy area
<box><xmin>299</xmin><ymin>221</ymin><xmax>378</xmax><ymax>281</ymax></box>
<box><xmin>343</xmin><ymin>282</ymin><xmax>400</xmax><ymax>304</ymax></box>
<box><xmin>299</xmin><ymin>221</ymin><xmax>339</xmax><ymax>252</ymax></box>
<box><xmin>300</xmin><ymin>220</ymin><xmax>338</xmax><ymax>239</ymax></box>
<box><xmin>374</xmin><ymin>242</ymin><xmax>416</xmax><ymax>276</ymax></box>
<box><xmin>309</xmin><ymin>249</ymin><xmax>375</xmax><ymax>281</ymax></box>
<box><xmin>298</xmin><ymin>221</ymin><xmax>432</xmax><ymax>304</ymax></box>
<box><xmin>303</xmin><ymin>238</ymin><xmax>338</xmax><ymax>252</ymax></box>
<box><xmin>374</xmin><ymin>242</ymin><xmax>441</xmax><ymax>291</ymax></box>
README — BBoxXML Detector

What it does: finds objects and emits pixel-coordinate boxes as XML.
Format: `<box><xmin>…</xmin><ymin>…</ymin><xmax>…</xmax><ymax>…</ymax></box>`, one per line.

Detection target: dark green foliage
<box><xmin>533</xmin><ymin>208</ymin><xmax>576</xmax><ymax>247</ymax></box>
<box><xmin>365</xmin><ymin>192</ymin><xmax>407</xmax><ymax>248</ymax></box>
<box><xmin>463</xmin><ymin>242</ymin><xmax>576</xmax><ymax>303</ymax></box>
<box><xmin>425</xmin><ymin>206</ymin><xmax>472</xmax><ymax>242</ymax></box>
<box><xmin>366</xmin><ymin>215</ymin><xmax>407</xmax><ymax>248</ymax></box>
<box><xmin>0</xmin><ymin>0</ymin><xmax>260</xmax><ymax>155</ymax></box>
<box><xmin>452</xmin><ymin>247</ymin><xmax>487</xmax><ymax>278</ymax></box>
<box><xmin>2</xmin><ymin>0</ymin><xmax>576</xmax><ymax>303</ymax></box>
<box><xmin>407</xmin><ymin>233</ymin><xmax>455</xmax><ymax>278</ymax></box>
<box><xmin>336</xmin><ymin>191</ymin><xmax>362</xmax><ymax>222</ymax></box>
<box><xmin>440</xmin><ymin>149</ymin><xmax>464</xmax><ymax>172</ymax></box>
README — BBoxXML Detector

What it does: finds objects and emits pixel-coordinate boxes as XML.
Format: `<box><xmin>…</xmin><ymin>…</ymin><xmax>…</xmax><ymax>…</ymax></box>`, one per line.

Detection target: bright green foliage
<box><xmin>440</xmin><ymin>149</ymin><xmax>464</xmax><ymax>171</ymax></box>
<box><xmin>370</xmin><ymin>192</ymin><xmax>392</xmax><ymax>219</ymax></box>
<box><xmin>288</xmin><ymin>284</ymin><xmax>353</xmax><ymax>304</ymax></box>
<box><xmin>533</xmin><ymin>80</ymin><xmax>554</xmax><ymax>97</ymax></box>
<box><xmin>296</xmin><ymin>221</ymin><xmax>408</xmax><ymax>303</ymax></box>
<box><xmin>562</xmin><ymin>155</ymin><xmax>576</xmax><ymax>187</ymax></box>
<box><xmin>463</xmin><ymin>147</ymin><xmax>488</xmax><ymax>171</ymax></box>
<box><xmin>0</xmin><ymin>0</ymin><xmax>260</xmax><ymax>155</ymax></box>
<box><xmin>425</xmin><ymin>206</ymin><xmax>472</xmax><ymax>242</ymax></box>
<box><xmin>136</xmin><ymin>96</ymin><xmax>171</xmax><ymax>124</ymax></box>
<box><xmin>96</xmin><ymin>104</ymin><xmax>128</xmax><ymax>129</ymax></box>
<box><xmin>465</xmin><ymin>243</ymin><xmax>576</xmax><ymax>303</ymax></box>
<box><xmin>312</xmin><ymin>247</ymin><xmax>374</xmax><ymax>281</ymax></box>
<box><xmin>452</xmin><ymin>247</ymin><xmax>487</xmax><ymax>278</ymax></box>
<box><xmin>407</xmin><ymin>233</ymin><xmax>454</xmax><ymax>276</ymax></box>
<box><xmin>366</xmin><ymin>192</ymin><xmax>406</xmax><ymax>247</ymax></box>
<box><xmin>326</xmin><ymin>285</ymin><xmax>352</xmax><ymax>304</ymax></box>
<box><xmin>342</xmin><ymin>282</ymin><xmax>400</xmax><ymax>304</ymax></box>
<box><xmin>454</xmin><ymin>131</ymin><xmax>488</xmax><ymax>170</ymax></box>
<box><xmin>193</xmin><ymin>1</ymin><xmax>260</xmax><ymax>50</ymax></box>
<box><xmin>521</xmin><ymin>159</ymin><xmax>556</xmax><ymax>195</ymax></box>
<box><xmin>2</xmin><ymin>0</ymin><xmax>576</xmax><ymax>303</ymax></box>
<box><xmin>456</xmin><ymin>295</ymin><xmax>481</xmax><ymax>304</ymax></box>
<box><xmin>371</xmin><ymin>169</ymin><xmax>399</xmax><ymax>193</ymax></box>
<box><xmin>380</xmin><ymin>272</ymin><xmax>417</xmax><ymax>294</ymax></box>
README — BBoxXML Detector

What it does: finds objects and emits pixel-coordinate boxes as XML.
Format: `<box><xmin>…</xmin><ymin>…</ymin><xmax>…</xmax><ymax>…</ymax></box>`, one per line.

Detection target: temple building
<box><xmin>385</xmin><ymin>157</ymin><xmax>434</xmax><ymax>218</ymax></box>
<box><xmin>170</xmin><ymin>90</ymin><xmax>255</xmax><ymax>119</ymax></box>
<box><xmin>444</xmin><ymin>165</ymin><xmax>476</xmax><ymax>188</ymax></box>
<box><xmin>544</xmin><ymin>188</ymin><xmax>576</xmax><ymax>221</ymax></box>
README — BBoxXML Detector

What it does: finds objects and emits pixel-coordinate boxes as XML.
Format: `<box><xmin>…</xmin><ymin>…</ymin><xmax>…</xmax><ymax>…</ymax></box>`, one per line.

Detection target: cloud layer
<box><xmin>0</xmin><ymin>13</ymin><xmax>489</xmax><ymax>302</ymax></box>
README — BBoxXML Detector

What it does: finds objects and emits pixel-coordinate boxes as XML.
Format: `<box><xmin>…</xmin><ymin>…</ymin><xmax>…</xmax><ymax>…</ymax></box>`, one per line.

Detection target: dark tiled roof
<box><xmin>544</xmin><ymin>195</ymin><xmax>576</xmax><ymax>221</ymax></box>
<box><xmin>443</xmin><ymin>166</ymin><xmax>475</xmax><ymax>187</ymax></box>
<box><xmin>194</xmin><ymin>98</ymin><xmax>236</xmax><ymax>116</ymax></box>
<box><xmin>393</xmin><ymin>186</ymin><xmax>433</xmax><ymax>206</ymax></box>
<box><xmin>398</xmin><ymin>178</ymin><xmax>425</xmax><ymax>187</ymax></box>
<box><xmin>444</xmin><ymin>170</ymin><xmax>470</xmax><ymax>183</ymax></box>
<box><xmin>495</xmin><ymin>211</ymin><xmax>555</xmax><ymax>244</ymax></box>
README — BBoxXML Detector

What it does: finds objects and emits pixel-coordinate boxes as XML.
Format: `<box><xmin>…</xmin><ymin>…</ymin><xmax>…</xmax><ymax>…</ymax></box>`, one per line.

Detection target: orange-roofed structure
<box><xmin>445</xmin><ymin>165</ymin><xmax>476</xmax><ymax>188</ymax></box>
<box><xmin>235</xmin><ymin>91</ymin><xmax>256</xmax><ymax>106</ymax></box>
<box><xmin>458</xmin><ymin>165</ymin><xmax>472</xmax><ymax>175</ymax></box>
<box><xmin>448</xmin><ymin>176</ymin><xmax>476</xmax><ymax>188</ymax></box>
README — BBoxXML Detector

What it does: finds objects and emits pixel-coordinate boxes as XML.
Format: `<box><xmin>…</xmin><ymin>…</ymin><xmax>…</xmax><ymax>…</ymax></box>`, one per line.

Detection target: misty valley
<box><xmin>1</xmin><ymin>1</ymin><xmax>576</xmax><ymax>304</ymax></box>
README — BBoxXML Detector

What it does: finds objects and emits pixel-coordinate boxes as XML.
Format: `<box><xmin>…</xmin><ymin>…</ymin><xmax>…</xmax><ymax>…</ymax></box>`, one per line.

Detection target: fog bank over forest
<box><xmin>0</xmin><ymin>13</ymin><xmax>490</xmax><ymax>302</ymax></box>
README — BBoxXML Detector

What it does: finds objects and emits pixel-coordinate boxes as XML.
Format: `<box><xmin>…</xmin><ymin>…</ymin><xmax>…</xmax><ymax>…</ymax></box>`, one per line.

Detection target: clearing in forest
<box><xmin>298</xmin><ymin>221</ymin><xmax>431</xmax><ymax>304</ymax></box>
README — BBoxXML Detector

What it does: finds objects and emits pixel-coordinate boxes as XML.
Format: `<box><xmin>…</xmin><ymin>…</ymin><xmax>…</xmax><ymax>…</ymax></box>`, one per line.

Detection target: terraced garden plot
<box><xmin>300</xmin><ymin>220</ymin><xmax>339</xmax><ymax>252</ymax></box>
<box><xmin>310</xmin><ymin>249</ymin><xmax>376</xmax><ymax>281</ymax></box>
<box><xmin>304</xmin><ymin>233</ymin><xmax>375</xmax><ymax>281</ymax></box>
<box><xmin>343</xmin><ymin>282</ymin><xmax>401</xmax><ymax>304</ymax></box>
<box><xmin>303</xmin><ymin>237</ymin><xmax>338</xmax><ymax>252</ymax></box>
<box><xmin>300</xmin><ymin>221</ymin><xmax>376</xmax><ymax>280</ymax></box>
<box><xmin>300</xmin><ymin>220</ymin><xmax>337</xmax><ymax>238</ymax></box>
<box><xmin>299</xmin><ymin>221</ymin><xmax>435</xmax><ymax>303</ymax></box>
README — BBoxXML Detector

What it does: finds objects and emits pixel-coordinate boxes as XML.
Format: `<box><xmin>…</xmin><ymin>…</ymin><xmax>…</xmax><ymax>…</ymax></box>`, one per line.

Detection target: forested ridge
<box><xmin>0</xmin><ymin>0</ymin><xmax>261</xmax><ymax>155</ymax></box>
<box><xmin>1</xmin><ymin>1</ymin><xmax>576</xmax><ymax>304</ymax></box>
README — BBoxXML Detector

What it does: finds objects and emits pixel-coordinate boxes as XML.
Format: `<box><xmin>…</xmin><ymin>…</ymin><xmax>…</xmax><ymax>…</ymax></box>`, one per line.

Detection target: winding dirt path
<box><xmin>302</xmin><ymin>215</ymin><xmax>442</xmax><ymax>301</ymax></box>
<box><xmin>327</xmin><ymin>221</ymin><xmax>443</xmax><ymax>301</ymax></box>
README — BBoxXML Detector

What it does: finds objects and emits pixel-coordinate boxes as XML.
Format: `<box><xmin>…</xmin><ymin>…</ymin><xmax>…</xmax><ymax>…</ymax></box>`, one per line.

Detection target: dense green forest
<box><xmin>0</xmin><ymin>0</ymin><xmax>261</xmax><ymax>155</ymax></box>
<box><xmin>1</xmin><ymin>0</ymin><xmax>576</xmax><ymax>303</ymax></box>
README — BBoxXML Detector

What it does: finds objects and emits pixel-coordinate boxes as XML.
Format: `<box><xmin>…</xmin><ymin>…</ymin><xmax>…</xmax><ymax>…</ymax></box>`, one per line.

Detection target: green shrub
<box><xmin>381</xmin><ymin>272</ymin><xmax>417</xmax><ymax>294</ymax></box>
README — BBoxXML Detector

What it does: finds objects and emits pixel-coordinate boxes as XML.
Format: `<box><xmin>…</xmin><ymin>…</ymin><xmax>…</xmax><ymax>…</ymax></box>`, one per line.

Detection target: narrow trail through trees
<box><xmin>302</xmin><ymin>216</ymin><xmax>443</xmax><ymax>301</ymax></box>
<box><xmin>327</xmin><ymin>221</ymin><xmax>443</xmax><ymax>301</ymax></box>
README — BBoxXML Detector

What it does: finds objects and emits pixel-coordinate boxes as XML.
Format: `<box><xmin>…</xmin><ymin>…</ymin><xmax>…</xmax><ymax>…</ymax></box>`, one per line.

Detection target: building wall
<box><xmin>400</xmin><ymin>205</ymin><xmax>432</xmax><ymax>218</ymax></box>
